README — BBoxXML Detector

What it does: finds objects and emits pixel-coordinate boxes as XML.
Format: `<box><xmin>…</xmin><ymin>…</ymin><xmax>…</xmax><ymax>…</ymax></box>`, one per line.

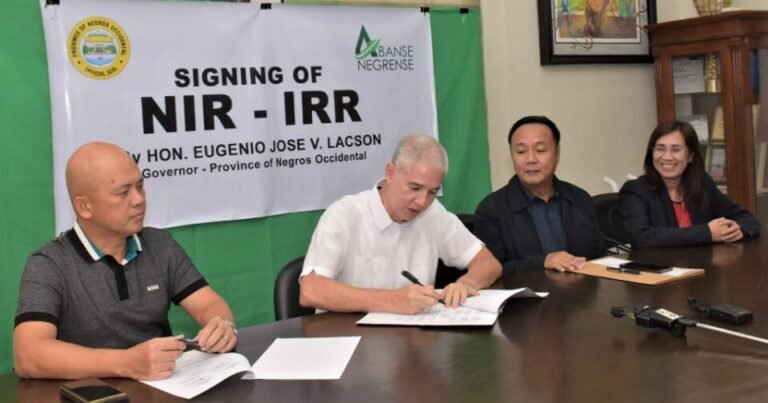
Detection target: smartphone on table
<box><xmin>619</xmin><ymin>261</ymin><xmax>672</xmax><ymax>273</ymax></box>
<box><xmin>60</xmin><ymin>378</ymin><xmax>128</xmax><ymax>403</ymax></box>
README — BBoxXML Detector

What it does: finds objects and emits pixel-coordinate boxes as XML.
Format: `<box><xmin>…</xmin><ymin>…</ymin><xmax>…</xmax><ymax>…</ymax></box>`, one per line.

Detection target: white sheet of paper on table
<box><xmin>244</xmin><ymin>336</ymin><xmax>361</xmax><ymax>380</ymax></box>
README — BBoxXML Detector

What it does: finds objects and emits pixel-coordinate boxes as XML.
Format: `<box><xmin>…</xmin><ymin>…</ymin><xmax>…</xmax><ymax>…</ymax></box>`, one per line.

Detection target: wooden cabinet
<box><xmin>647</xmin><ymin>11</ymin><xmax>768</xmax><ymax>221</ymax></box>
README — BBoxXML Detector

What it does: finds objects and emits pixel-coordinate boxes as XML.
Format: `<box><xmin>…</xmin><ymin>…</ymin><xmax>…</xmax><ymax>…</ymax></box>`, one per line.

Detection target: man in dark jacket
<box><xmin>474</xmin><ymin>116</ymin><xmax>605</xmax><ymax>276</ymax></box>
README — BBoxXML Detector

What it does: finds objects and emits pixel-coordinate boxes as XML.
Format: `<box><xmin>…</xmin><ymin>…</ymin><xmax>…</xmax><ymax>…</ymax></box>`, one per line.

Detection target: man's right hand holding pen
<box><xmin>395</xmin><ymin>270</ymin><xmax>441</xmax><ymax>314</ymax></box>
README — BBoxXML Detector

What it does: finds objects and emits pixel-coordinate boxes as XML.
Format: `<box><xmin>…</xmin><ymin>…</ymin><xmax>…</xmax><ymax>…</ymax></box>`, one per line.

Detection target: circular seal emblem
<box><xmin>68</xmin><ymin>17</ymin><xmax>130</xmax><ymax>80</ymax></box>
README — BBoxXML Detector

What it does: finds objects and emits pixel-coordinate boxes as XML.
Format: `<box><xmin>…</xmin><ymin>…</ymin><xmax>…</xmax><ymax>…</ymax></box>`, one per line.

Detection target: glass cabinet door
<box><xmin>754</xmin><ymin>49</ymin><xmax>768</xmax><ymax>224</ymax></box>
<box><xmin>672</xmin><ymin>53</ymin><xmax>727</xmax><ymax>190</ymax></box>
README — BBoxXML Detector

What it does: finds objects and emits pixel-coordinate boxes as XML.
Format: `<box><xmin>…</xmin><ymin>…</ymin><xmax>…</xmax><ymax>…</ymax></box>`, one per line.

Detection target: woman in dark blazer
<box><xmin>620</xmin><ymin>120</ymin><xmax>759</xmax><ymax>248</ymax></box>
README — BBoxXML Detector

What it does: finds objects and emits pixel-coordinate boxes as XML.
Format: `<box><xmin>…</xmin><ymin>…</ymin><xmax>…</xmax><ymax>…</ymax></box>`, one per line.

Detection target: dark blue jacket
<box><xmin>473</xmin><ymin>176</ymin><xmax>605</xmax><ymax>276</ymax></box>
<box><xmin>619</xmin><ymin>175</ymin><xmax>760</xmax><ymax>248</ymax></box>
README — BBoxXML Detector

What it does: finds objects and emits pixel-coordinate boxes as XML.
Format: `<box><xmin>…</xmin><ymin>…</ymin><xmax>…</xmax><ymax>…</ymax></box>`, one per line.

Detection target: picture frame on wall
<box><xmin>537</xmin><ymin>0</ymin><xmax>657</xmax><ymax>65</ymax></box>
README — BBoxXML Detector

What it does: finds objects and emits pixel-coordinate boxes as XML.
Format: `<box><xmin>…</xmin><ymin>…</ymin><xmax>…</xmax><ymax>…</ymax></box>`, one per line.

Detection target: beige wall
<box><xmin>284</xmin><ymin>0</ymin><xmax>767</xmax><ymax>195</ymax></box>
<box><xmin>480</xmin><ymin>0</ymin><xmax>768</xmax><ymax>195</ymax></box>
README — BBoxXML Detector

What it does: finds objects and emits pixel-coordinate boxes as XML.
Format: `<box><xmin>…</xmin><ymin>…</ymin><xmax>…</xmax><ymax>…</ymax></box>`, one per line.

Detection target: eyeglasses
<box><xmin>651</xmin><ymin>145</ymin><xmax>686</xmax><ymax>156</ymax></box>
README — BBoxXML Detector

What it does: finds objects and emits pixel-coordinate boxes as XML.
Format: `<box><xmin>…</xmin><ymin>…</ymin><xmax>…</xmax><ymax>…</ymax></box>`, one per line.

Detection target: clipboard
<box><xmin>580</xmin><ymin>260</ymin><xmax>705</xmax><ymax>285</ymax></box>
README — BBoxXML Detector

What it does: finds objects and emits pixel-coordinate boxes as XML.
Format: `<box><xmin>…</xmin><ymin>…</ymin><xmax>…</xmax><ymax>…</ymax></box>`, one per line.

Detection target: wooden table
<box><xmin>5</xmin><ymin>233</ymin><xmax>768</xmax><ymax>402</ymax></box>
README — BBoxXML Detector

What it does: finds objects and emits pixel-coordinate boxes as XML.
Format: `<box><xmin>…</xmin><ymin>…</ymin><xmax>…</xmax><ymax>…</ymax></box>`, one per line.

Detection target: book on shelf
<box><xmin>711</xmin><ymin>106</ymin><xmax>724</xmax><ymax>142</ymax></box>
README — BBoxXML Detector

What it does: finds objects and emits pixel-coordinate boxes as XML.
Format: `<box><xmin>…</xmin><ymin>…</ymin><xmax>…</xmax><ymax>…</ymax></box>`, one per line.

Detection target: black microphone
<box><xmin>610</xmin><ymin>306</ymin><xmax>628</xmax><ymax>318</ymax></box>
<box><xmin>603</xmin><ymin>236</ymin><xmax>632</xmax><ymax>253</ymax></box>
<box><xmin>611</xmin><ymin>304</ymin><xmax>768</xmax><ymax>345</ymax></box>
<box><xmin>610</xmin><ymin>304</ymin><xmax>689</xmax><ymax>336</ymax></box>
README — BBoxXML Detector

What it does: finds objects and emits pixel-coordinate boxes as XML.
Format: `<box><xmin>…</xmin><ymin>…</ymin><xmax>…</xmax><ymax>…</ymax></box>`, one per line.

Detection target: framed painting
<box><xmin>538</xmin><ymin>0</ymin><xmax>657</xmax><ymax>65</ymax></box>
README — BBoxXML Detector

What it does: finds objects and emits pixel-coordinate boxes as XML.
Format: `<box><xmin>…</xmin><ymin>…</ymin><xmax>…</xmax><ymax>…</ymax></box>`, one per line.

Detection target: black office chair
<box><xmin>273</xmin><ymin>256</ymin><xmax>315</xmax><ymax>321</ymax></box>
<box><xmin>434</xmin><ymin>213</ymin><xmax>473</xmax><ymax>288</ymax></box>
<box><xmin>592</xmin><ymin>193</ymin><xmax>631</xmax><ymax>249</ymax></box>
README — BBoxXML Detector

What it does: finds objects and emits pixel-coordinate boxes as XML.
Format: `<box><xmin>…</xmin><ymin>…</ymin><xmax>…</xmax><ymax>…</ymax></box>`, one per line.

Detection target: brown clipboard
<box><xmin>580</xmin><ymin>261</ymin><xmax>705</xmax><ymax>285</ymax></box>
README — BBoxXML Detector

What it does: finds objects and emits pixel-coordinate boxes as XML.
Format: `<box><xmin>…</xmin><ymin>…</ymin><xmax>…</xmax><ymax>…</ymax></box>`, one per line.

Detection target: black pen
<box><xmin>606</xmin><ymin>267</ymin><xmax>641</xmax><ymax>275</ymax></box>
<box><xmin>401</xmin><ymin>270</ymin><xmax>445</xmax><ymax>304</ymax></box>
<box><xmin>183</xmin><ymin>338</ymin><xmax>201</xmax><ymax>350</ymax></box>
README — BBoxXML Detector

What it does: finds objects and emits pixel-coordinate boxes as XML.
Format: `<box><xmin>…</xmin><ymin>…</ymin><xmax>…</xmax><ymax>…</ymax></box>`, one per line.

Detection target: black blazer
<box><xmin>473</xmin><ymin>176</ymin><xmax>605</xmax><ymax>276</ymax></box>
<box><xmin>619</xmin><ymin>175</ymin><xmax>760</xmax><ymax>248</ymax></box>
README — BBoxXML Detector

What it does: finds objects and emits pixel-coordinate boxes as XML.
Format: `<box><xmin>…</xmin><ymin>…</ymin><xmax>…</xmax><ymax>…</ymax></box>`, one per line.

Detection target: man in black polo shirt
<box><xmin>473</xmin><ymin>116</ymin><xmax>605</xmax><ymax>276</ymax></box>
<box><xmin>14</xmin><ymin>142</ymin><xmax>238</xmax><ymax>380</ymax></box>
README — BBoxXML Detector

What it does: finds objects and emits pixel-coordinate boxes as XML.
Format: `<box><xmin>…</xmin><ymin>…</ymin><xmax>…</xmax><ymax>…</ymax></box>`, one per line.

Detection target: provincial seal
<box><xmin>68</xmin><ymin>16</ymin><xmax>130</xmax><ymax>80</ymax></box>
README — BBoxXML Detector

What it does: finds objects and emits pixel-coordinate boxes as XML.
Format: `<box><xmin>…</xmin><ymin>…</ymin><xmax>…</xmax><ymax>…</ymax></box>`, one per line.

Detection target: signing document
<box><xmin>141</xmin><ymin>337</ymin><xmax>361</xmax><ymax>398</ymax></box>
<box><xmin>244</xmin><ymin>336</ymin><xmax>361</xmax><ymax>380</ymax></box>
<box><xmin>357</xmin><ymin>288</ymin><xmax>548</xmax><ymax>327</ymax></box>
<box><xmin>140</xmin><ymin>350</ymin><xmax>251</xmax><ymax>399</ymax></box>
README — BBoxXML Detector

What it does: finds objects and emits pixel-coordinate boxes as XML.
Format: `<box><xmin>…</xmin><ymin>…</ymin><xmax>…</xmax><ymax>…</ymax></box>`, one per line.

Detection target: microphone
<box><xmin>610</xmin><ymin>304</ymin><xmax>691</xmax><ymax>336</ymax></box>
<box><xmin>611</xmin><ymin>304</ymin><xmax>768</xmax><ymax>345</ymax></box>
<box><xmin>610</xmin><ymin>306</ymin><xmax>628</xmax><ymax>318</ymax></box>
<box><xmin>603</xmin><ymin>236</ymin><xmax>631</xmax><ymax>253</ymax></box>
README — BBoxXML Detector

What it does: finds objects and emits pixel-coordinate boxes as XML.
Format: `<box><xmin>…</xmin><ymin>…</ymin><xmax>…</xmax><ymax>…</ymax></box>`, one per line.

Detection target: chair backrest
<box><xmin>456</xmin><ymin>213</ymin><xmax>474</xmax><ymax>233</ymax></box>
<box><xmin>592</xmin><ymin>193</ymin><xmax>630</xmax><ymax>245</ymax></box>
<box><xmin>273</xmin><ymin>256</ymin><xmax>315</xmax><ymax>321</ymax></box>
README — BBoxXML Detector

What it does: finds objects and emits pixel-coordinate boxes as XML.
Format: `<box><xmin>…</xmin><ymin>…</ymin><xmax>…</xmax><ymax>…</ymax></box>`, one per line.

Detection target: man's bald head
<box><xmin>65</xmin><ymin>142</ymin><xmax>146</xmax><ymax>240</ymax></box>
<box><xmin>66</xmin><ymin>142</ymin><xmax>136</xmax><ymax>203</ymax></box>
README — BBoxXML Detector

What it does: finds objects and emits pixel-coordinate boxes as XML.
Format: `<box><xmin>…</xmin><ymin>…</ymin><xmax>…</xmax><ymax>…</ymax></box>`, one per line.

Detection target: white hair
<box><xmin>391</xmin><ymin>134</ymin><xmax>448</xmax><ymax>174</ymax></box>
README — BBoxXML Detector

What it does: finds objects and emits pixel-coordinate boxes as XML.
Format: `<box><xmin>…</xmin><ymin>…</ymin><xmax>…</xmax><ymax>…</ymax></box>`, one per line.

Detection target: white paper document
<box><xmin>673</xmin><ymin>57</ymin><xmax>705</xmax><ymax>94</ymax></box>
<box><xmin>461</xmin><ymin>288</ymin><xmax>549</xmax><ymax>312</ymax></box>
<box><xmin>590</xmin><ymin>257</ymin><xmax>697</xmax><ymax>277</ymax></box>
<box><xmin>591</xmin><ymin>257</ymin><xmax>632</xmax><ymax>268</ymax></box>
<box><xmin>244</xmin><ymin>336</ymin><xmax>361</xmax><ymax>380</ymax></box>
<box><xmin>356</xmin><ymin>288</ymin><xmax>548</xmax><ymax>327</ymax></box>
<box><xmin>140</xmin><ymin>350</ymin><xmax>252</xmax><ymax>400</ymax></box>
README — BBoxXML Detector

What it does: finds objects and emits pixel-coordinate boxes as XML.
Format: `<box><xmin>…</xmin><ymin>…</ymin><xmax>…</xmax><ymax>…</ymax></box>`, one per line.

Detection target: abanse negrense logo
<box><xmin>354</xmin><ymin>25</ymin><xmax>415</xmax><ymax>71</ymax></box>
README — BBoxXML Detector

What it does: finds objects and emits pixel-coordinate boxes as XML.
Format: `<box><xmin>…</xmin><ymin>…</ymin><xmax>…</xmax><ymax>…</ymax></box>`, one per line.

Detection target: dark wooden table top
<box><xmin>5</xmin><ymin>233</ymin><xmax>768</xmax><ymax>402</ymax></box>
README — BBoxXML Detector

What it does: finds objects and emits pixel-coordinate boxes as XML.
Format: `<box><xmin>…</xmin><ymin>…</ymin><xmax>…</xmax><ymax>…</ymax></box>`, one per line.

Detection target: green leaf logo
<box><xmin>354</xmin><ymin>25</ymin><xmax>380</xmax><ymax>60</ymax></box>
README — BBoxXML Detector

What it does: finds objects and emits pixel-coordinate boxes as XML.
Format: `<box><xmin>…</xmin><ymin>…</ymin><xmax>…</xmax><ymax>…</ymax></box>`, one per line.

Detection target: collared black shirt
<box><xmin>522</xmin><ymin>186</ymin><xmax>566</xmax><ymax>254</ymax></box>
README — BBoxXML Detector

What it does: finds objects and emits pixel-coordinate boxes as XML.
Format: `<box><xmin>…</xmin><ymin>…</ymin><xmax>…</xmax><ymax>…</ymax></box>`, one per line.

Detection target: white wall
<box><xmin>480</xmin><ymin>0</ymin><xmax>768</xmax><ymax>195</ymax></box>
